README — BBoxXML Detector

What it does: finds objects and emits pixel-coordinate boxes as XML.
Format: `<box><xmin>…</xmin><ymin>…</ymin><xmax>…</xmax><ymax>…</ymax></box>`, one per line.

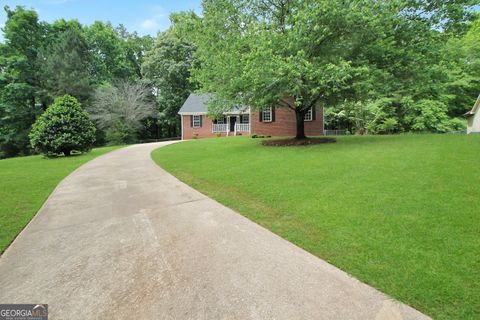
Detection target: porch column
<box><xmin>235</xmin><ymin>115</ymin><xmax>240</xmax><ymax>136</ymax></box>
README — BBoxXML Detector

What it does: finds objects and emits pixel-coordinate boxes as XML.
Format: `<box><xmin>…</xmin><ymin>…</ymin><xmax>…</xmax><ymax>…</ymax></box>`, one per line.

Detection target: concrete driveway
<box><xmin>0</xmin><ymin>142</ymin><xmax>430</xmax><ymax>319</ymax></box>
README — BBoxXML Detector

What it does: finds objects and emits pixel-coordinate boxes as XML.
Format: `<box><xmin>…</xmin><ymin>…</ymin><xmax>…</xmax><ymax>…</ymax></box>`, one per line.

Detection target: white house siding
<box><xmin>467</xmin><ymin>113</ymin><xmax>480</xmax><ymax>134</ymax></box>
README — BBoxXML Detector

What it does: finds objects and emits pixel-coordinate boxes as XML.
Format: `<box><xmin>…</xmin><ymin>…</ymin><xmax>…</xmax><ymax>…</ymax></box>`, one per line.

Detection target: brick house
<box><xmin>178</xmin><ymin>93</ymin><xmax>324</xmax><ymax>140</ymax></box>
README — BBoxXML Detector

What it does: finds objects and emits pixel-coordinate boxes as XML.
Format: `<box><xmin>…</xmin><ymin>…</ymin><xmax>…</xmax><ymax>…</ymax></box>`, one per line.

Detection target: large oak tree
<box><xmin>190</xmin><ymin>0</ymin><xmax>477</xmax><ymax>138</ymax></box>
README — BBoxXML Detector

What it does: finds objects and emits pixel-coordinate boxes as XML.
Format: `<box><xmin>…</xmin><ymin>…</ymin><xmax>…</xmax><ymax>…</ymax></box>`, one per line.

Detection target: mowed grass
<box><xmin>0</xmin><ymin>146</ymin><xmax>122</xmax><ymax>254</ymax></box>
<box><xmin>152</xmin><ymin>134</ymin><xmax>480</xmax><ymax>319</ymax></box>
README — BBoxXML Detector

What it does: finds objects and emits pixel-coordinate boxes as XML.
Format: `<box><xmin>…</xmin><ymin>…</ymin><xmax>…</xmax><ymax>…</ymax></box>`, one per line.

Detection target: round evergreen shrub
<box><xmin>29</xmin><ymin>95</ymin><xmax>96</xmax><ymax>156</ymax></box>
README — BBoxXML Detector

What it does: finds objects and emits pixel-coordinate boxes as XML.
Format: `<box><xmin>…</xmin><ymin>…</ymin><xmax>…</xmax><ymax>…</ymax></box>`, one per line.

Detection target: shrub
<box><xmin>446</xmin><ymin>117</ymin><xmax>467</xmax><ymax>131</ymax></box>
<box><xmin>380</xmin><ymin>118</ymin><xmax>398</xmax><ymax>134</ymax></box>
<box><xmin>29</xmin><ymin>95</ymin><xmax>96</xmax><ymax>156</ymax></box>
<box><xmin>105</xmin><ymin>120</ymin><xmax>137</xmax><ymax>145</ymax></box>
<box><xmin>404</xmin><ymin>99</ymin><xmax>451</xmax><ymax>133</ymax></box>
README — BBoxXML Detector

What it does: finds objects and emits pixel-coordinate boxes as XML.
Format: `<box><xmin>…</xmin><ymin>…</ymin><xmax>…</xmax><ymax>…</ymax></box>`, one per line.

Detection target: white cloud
<box><xmin>140</xmin><ymin>19</ymin><xmax>157</xmax><ymax>30</ymax></box>
<box><xmin>138</xmin><ymin>5</ymin><xmax>168</xmax><ymax>32</ymax></box>
<box><xmin>151</xmin><ymin>5</ymin><xmax>166</xmax><ymax>17</ymax></box>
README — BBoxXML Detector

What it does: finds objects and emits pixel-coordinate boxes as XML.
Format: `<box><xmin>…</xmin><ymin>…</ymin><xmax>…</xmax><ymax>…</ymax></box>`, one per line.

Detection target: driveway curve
<box><xmin>0</xmin><ymin>142</ymin><xmax>430</xmax><ymax>319</ymax></box>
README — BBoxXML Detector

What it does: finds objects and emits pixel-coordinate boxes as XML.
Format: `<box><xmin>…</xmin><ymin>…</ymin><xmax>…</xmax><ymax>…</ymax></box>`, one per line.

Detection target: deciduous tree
<box><xmin>0</xmin><ymin>6</ymin><xmax>45</xmax><ymax>157</ymax></box>
<box><xmin>192</xmin><ymin>0</ymin><xmax>385</xmax><ymax>139</ymax></box>
<box><xmin>142</xmin><ymin>27</ymin><xmax>197</xmax><ymax>138</ymax></box>
<box><xmin>191</xmin><ymin>0</ymin><xmax>477</xmax><ymax>138</ymax></box>
<box><xmin>88</xmin><ymin>80</ymin><xmax>156</xmax><ymax>144</ymax></box>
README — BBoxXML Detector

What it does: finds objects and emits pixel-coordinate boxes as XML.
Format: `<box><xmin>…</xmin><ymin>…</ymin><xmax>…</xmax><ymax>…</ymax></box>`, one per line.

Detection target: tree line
<box><xmin>0</xmin><ymin>6</ymin><xmax>195</xmax><ymax>158</ymax></box>
<box><xmin>1</xmin><ymin>1</ymin><xmax>479</xmax><ymax>157</ymax></box>
<box><xmin>185</xmin><ymin>0</ymin><xmax>479</xmax><ymax>138</ymax></box>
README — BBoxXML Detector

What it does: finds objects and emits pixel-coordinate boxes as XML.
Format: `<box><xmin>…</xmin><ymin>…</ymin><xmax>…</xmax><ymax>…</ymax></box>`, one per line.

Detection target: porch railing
<box><xmin>212</xmin><ymin>123</ymin><xmax>228</xmax><ymax>133</ymax></box>
<box><xmin>235</xmin><ymin>123</ymin><xmax>250</xmax><ymax>133</ymax></box>
<box><xmin>212</xmin><ymin>123</ymin><xmax>250</xmax><ymax>134</ymax></box>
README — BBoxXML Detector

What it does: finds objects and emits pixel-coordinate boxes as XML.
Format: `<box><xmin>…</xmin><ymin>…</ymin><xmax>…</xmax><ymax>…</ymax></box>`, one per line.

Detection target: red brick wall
<box><xmin>182</xmin><ymin>115</ymin><xmax>229</xmax><ymax>139</ymax></box>
<box><xmin>251</xmin><ymin>106</ymin><xmax>324</xmax><ymax>137</ymax></box>
<box><xmin>181</xmin><ymin>107</ymin><xmax>324</xmax><ymax>139</ymax></box>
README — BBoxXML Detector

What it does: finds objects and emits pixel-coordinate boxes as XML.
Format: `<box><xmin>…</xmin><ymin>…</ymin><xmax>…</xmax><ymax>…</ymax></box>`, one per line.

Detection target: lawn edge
<box><xmin>150</xmin><ymin>145</ymin><xmax>432</xmax><ymax>319</ymax></box>
<box><xmin>0</xmin><ymin>146</ymin><xmax>125</xmax><ymax>257</ymax></box>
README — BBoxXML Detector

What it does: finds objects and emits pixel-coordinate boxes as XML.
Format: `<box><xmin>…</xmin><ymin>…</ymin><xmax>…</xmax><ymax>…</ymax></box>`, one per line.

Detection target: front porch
<box><xmin>212</xmin><ymin>114</ymin><xmax>250</xmax><ymax>136</ymax></box>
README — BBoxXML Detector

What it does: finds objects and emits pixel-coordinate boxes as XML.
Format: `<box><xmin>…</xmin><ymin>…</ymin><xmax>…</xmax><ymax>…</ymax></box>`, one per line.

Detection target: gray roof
<box><xmin>178</xmin><ymin>93</ymin><xmax>248</xmax><ymax>114</ymax></box>
<box><xmin>465</xmin><ymin>94</ymin><xmax>480</xmax><ymax>117</ymax></box>
<box><xmin>178</xmin><ymin>93</ymin><xmax>211</xmax><ymax>114</ymax></box>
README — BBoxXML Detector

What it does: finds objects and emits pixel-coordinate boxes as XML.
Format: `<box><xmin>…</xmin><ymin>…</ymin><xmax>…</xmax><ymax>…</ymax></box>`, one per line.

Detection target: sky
<box><xmin>0</xmin><ymin>0</ymin><xmax>203</xmax><ymax>41</ymax></box>
<box><xmin>1</xmin><ymin>1</ymin><xmax>478</xmax><ymax>42</ymax></box>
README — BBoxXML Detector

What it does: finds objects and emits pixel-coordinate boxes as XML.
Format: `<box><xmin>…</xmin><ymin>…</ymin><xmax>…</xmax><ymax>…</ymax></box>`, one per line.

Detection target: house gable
<box><xmin>465</xmin><ymin>94</ymin><xmax>480</xmax><ymax>117</ymax></box>
<box><xmin>178</xmin><ymin>93</ymin><xmax>210</xmax><ymax>115</ymax></box>
<box><xmin>466</xmin><ymin>95</ymin><xmax>480</xmax><ymax>134</ymax></box>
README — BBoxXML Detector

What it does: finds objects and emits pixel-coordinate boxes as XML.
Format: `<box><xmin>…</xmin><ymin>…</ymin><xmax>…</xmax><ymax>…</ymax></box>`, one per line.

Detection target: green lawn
<box><xmin>152</xmin><ymin>134</ymin><xmax>480</xmax><ymax>320</ymax></box>
<box><xmin>0</xmin><ymin>146</ymin><xmax>122</xmax><ymax>254</ymax></box>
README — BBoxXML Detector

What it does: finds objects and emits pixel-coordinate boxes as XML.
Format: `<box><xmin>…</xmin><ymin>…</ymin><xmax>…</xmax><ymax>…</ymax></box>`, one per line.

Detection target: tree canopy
<box><xmin>0</xmin><ymin>6</ymin><xmax>44</xmax><ymax>157</ymax></box>
<box><xmin>0</xmin><ymin>2</ymin><xmax>478</xmax><ymax>156</ymax></box>
<box><xmin>0</xmin><ymin>6</ymin><xmax>156</xmax><ymax>158</ymax></box>
<box><xmin>142</xmin><ymin>25</ymin><xmax>198</xmax><ymax>138</ymax></box>
<box><xmin>189</xmin><ymin>0</ymin><xmax>478</xmax><ymax>137</ymax></box>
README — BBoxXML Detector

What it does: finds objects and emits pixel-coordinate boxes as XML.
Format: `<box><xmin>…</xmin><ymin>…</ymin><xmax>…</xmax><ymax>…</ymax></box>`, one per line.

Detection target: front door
<box><xmin>229</xmin><ymin>116</ymin><xmax>236</xmax><ymax>132</ymax></box>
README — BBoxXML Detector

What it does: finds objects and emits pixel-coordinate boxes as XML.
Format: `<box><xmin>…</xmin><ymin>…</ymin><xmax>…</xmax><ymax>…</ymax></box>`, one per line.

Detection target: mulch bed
<box><xmin>261</xmin><ymin>137</ymin><xmax>337</xmax><ymax>146</ymax></box>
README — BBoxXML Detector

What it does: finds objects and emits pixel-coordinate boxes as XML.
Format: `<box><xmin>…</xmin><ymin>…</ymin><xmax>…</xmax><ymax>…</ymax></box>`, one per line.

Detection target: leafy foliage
<box><xmin>84</xmin><ymin>22</ymin><xmax>152</xmax><ymax>83</ymax></box>
<box><xmin>191</xmin><ymin>0</ymin><xmax>385</xmax><ymax>138</ymax></box>
<box><xmin>0</xmin><ymin>2</ymin><xmax>478</xmax><ymax>157</ymax></box>
<box><xmin>190</xmin><ymin>0</ymin><xmax>477</xmax><ymax>137</ymax></box>
<box><xmin>0</xmin><ymin>6</ymin><xmax>44</xmax><ymax>157</ymax></box>
<box><xmin>0</xmin><ymin>6</ymin><xmax>155</xmax><ymax>158</ymax></box>
<box><xmin>325</xmin><ymin>97</ymin><xmax>466</xmax><ymax>134</ymax></box>
<box><xmin>142</xmin><ymin>27</ymin><xmax>197</xmax><ymax>138</ymax></box>
<box><xmin>39</xmin><ymin>26</ymin><xmax>93</xmax><ymax>105</ymax></box>
<box><xmin>29</xmin><ymin>95</ymin><xmax>96</xmax><ymax>156</ymax></box>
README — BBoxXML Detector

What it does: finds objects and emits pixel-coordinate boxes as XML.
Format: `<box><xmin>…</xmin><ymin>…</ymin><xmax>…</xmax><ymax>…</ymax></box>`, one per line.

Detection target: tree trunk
<box><xmin>295</xmin><ymin>108</ymin><xmax>306</xmax><ymax>139</ymax></box>
<box><xmin>63</xmin><ymin>149</ymin><xmax>72</xmax><ymax>157</ymax></box>
<box><xmin>31</xmin><ymin>96</ymin><xmax>37</xmax><ymax>122</ymax></box>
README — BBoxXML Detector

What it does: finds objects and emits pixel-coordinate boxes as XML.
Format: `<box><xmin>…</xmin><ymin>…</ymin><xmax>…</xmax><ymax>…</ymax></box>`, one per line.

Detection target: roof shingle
<box><xmin>178</xmin><ymin>93</ymin><xmax>211</xmax><ymax>114</ymax></box>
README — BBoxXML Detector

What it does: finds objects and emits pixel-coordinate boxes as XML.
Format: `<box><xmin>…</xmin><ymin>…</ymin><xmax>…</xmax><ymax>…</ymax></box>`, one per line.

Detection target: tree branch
<box><xmin>279</xmin><ymin>97</ymin><xmax>295</xmax><ymax>110</ymax></box>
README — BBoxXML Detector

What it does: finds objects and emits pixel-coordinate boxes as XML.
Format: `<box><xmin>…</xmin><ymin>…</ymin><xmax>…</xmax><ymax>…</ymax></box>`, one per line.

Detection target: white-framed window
<box><xmin>241</xmin><ymin>114</ymin><xmax>249</xmax><ymax>124</ymax></box>
<box><xmin>304</xmin><ymin>108</ymin><xmax>313</xmax><ymax>121</ymax></box>
<box><xmin>193</xmin><ymin>115</ymin><xmax>201</xmax><ymax>128</ymax></box>
<box><xmin>216</xmin><ymin>117</ymin><xmax>225</xmax><ymax>124</ymax></box>
<box><xmin>262</xmin><ymin>107</ymin><xmax>272</xmax><ymax>122</ymax></box>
